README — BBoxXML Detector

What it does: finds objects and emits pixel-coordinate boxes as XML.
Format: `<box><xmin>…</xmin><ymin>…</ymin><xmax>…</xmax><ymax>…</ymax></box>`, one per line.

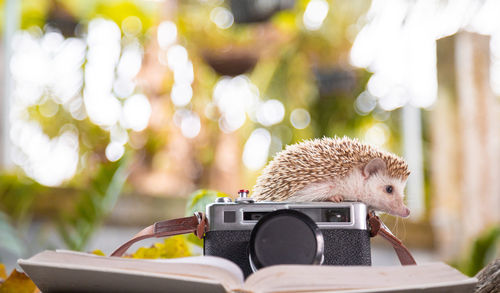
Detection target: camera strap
<box><xmin>368</xmin><ymin>212</ymin><xmax>417</xmax><ymax>265</ymax></box>
<box><xmin>110</xmin><ymin>212</ymin><xmax>208</xmax><ymax>257</ymax></box>
<box><xmin>110</xmin><ymin>211</ymin><xmax>417</xmax><ymax>266</ymax></box>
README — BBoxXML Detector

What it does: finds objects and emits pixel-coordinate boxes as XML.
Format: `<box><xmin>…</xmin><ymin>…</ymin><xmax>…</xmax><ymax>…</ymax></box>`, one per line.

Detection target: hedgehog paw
<box><xmin>328</xmin><ymin>195</ymin><xmax>344</xmax><ymax>203</ymax></box>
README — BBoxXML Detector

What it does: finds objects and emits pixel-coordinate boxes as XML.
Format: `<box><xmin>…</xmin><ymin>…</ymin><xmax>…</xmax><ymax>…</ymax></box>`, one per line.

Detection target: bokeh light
<box><xmin>167</xmin><ymin>45</ymin><xmax>189</xmax><ymax>71</ymax></box>
<box><xmin>364</xmin><ymin>123</ymin><xmax>389</xmax><ymax>147</ymax></box>
<box><xmin>9</xmin><ymin>120</ymin><xmax>79</xmax><ymax>186</ymax></box>
<box><xmin>256</xmin><ymin>99</ymin><xmax>285</xmax><ymax>127</ymax></box>
<box><xmin>171</xmin><ymin>83</ymin><xmax>193</xmax><ymax>107</ymax></box>
<box><xmin>290</xmin><ymin>108</ymin><xmax>311</xmax><ymax>129</ymax></box>
<box><xmin>122</xmin><ymin>94</ymin><xmax>152</xmax><ymax>132</ymax></box>
<box><xmin>8</xmin><ymin>17</ymin><xmax>152</xmax><ymax>185</ymax></box>
<box><xmin>106</xmin><ymin>141</ymin><xmax>125</xmax><ymax>162</ymax></box>
<box><xmin>180</xmin><ymin>111</ymin><xmax>201</xmax><ymax>139</ymax></box>
<box><xmin>213</xmin><ymin>75</ymin><xmax>260</xmax><ymax>133</ymax></box>
<box><xmin>243</xmin><ymin>128</ymin><xmax>271</xmax><ymax>170</ymax></box>
<box><xmin>210</xmin><ymin>7</ymin><xmax>234</xmax><ymax>29</ymax></box>
<box><xmin>117</xmin><ymin>43</ymin><xmax>143</xmax><ymax>80</ymax></box>
<box><xmin>350</xmin><ymin>0</ymin><xmax>500</xmax><ymax>110</ymax></box>
<box><xmin>157</xmin><ymin>21</ymin><xmax>177</xmax><ymax>49</ymax></box>
<box><xmin>121</xmin><ymin>16</ymin><xmax>142</xmax><ymax>37</ymax></box>
<box><xmin>303</xmin><ymin>0</ymin><xmax>329</xmax><ymax>31</ymax></box>
<box><xmin>354</xmin><ymin>91</ymin><xmax>377</xmax><ymax>115</ymax></box>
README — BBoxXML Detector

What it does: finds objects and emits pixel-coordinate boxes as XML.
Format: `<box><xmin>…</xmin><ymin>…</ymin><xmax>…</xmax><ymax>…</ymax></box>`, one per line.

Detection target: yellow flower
<box><xmin>131</xmin><ymin>235</ymin><xmax>191</xmax><ymax>259</ymax></box>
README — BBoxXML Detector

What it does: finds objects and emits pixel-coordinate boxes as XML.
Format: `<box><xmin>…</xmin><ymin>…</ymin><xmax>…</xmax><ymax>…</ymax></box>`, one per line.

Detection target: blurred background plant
<box><xmin>0</xmin><ymin>0</ymin><xmax>499</xmax><ymax>277</ymax></box>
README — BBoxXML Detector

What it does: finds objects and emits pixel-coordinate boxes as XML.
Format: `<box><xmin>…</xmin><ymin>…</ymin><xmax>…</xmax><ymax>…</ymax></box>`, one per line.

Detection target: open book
<box><xmin>18</xmin><ymin>250</ymin><xmax>477</xmax><ymax>293</ymax></box>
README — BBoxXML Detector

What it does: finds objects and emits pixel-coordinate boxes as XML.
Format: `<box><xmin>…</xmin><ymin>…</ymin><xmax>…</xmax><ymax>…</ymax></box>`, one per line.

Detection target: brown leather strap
<box><xmin>110</xmin><ymin>212</ymin><xmax>208</xmax><ymax>257</ymax></box>
<box><xmin>111</xmin><ymin>211</ymin><xmax>416</xmax><ymax>266</ymax></box>
<box><xmin>368</xmin><ymin>212</ymin><xmax>417</xmax><ymax>265</ymax></box>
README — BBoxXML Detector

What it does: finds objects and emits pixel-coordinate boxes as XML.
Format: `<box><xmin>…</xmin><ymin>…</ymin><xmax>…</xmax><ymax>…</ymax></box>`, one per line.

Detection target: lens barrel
<box><xmin>248</xmin><ymin>209</ymin><xmax>324</xmax><ymax>271</ymax></box>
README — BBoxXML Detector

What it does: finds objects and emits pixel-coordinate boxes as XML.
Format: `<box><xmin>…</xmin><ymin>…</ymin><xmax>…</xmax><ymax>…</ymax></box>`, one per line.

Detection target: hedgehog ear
<box><xmin>362</xmin><ymin>158</ymin><xmax>386</xmax><ymax>178</ymax></box>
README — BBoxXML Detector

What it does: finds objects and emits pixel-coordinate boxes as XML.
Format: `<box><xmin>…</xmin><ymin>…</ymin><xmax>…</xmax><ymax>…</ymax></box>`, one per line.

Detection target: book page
<box><xmin>54</xmin><ymin>249</ymin><xmax>244</xmax><ymax>283</ymax></box>
<box><xmin>242</xmin><ymin>262</ymin><xmax>477</xmax><ymax>293</ymax></box>
<box><xmin>19</xmin><ymin>250</ymin><xmax>244</xmax><ymax>292</ymax></box>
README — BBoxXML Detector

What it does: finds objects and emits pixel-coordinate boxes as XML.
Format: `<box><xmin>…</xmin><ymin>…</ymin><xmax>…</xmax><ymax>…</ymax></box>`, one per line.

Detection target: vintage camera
<box><xmin>204</xmin><ymin>191</ymin><xmax>371</xmax><ymax>277</ymax></box>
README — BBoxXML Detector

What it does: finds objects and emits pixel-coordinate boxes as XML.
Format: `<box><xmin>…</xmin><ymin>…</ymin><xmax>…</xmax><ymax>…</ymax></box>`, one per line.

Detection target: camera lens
<box><xmin>248</xmin><ymin>209</ymin><xmax>324</xmax><ymax>271</ymax></box>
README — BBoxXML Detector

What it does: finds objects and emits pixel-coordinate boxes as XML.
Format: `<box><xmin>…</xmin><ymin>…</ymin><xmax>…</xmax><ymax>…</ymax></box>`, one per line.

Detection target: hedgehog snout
<box><xmin>398</xmin><ymin>206</ymin><xmax>410</xmax><ymax>218</ymax></box>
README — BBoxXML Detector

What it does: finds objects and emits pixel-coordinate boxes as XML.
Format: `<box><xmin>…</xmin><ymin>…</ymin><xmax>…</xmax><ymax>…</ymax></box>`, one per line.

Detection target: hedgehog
<box><xmin>251</xmin><ymin>137</ymin><xmax>411</xmax><ymax>217</ymax></box>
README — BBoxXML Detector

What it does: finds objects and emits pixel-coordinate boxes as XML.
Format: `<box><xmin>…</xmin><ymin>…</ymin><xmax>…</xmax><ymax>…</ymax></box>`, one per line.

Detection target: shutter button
<box><xmin>235</xmin><ymin>189</ymin><xmax>254</xmax><ymax>203</ymax></box>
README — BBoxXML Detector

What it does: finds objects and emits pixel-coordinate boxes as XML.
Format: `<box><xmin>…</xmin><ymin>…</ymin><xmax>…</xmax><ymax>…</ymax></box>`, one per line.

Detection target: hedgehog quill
<box><xmin>252</xmin><ymin>137</ymin><xmax>411</xmax><ymax>217</ymax></box>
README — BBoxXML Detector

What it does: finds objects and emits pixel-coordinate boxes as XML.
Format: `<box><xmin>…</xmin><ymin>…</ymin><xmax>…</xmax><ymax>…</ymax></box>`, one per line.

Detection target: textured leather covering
<box><xmin>204</xmin><ymin>230</ymin><xmax>253</xmax><ymax>277</ymax></box>
<box><xmin>204</xmin><ymin>229</ymin><xmax>371</xmax><ymax>278</ymax></box>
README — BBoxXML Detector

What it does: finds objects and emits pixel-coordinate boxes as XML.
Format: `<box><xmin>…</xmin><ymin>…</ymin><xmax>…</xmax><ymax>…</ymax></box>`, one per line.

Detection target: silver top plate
<box><xmin>206</xmin><ymin>201</ymin><xmax>368</xmax><ymax>231</ymax></box>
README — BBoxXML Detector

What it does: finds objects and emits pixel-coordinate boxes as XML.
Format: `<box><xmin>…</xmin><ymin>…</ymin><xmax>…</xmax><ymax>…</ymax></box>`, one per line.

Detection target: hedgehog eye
<box><xmin>385</xmin><ymin>185</ymin><xmax>393</xmax><ymax>194</ymax></box>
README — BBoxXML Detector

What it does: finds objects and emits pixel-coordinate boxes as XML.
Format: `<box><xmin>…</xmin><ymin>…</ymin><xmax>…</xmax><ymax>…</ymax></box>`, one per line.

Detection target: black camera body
<box><xmin>203</xmin><ymin>196</ymin><xmax>371</xmax><ymax>277</ymax></box>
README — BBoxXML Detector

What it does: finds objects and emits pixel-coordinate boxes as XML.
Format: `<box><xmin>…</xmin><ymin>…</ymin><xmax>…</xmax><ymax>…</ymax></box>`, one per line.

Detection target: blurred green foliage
<box><xmin>184</xmin><ymin>189</ymin><xmax>228</xmax><ymax>247</ymax></box>
<box><xmin>57</xmin><ymin>156</ymin><xmax>130</xmax><ymax>251</ymax></box>
<box><xmin>0</xmin><ymin>174</ymin><xmax>42</xmax><ymax>222</ymax></box>
<box><xmin>88</xmin><ymin>0</ymin><xmax>158</xmax><ymax>37</ymax></box>
<box><xmin>184</xmin><ymin>189</ymin><xmax>228</xmax><ymax>217</ymax></box>
<box><xmin>0</xmin><ymin>157</ymin><xmax>129</xmax><ymax>255</ymax></box>
<box><xmin>0</xmin><ymin>0</ymin><xmax>159</xmax><ymax>37</ymax></box>
<box><xmin>0</xmin><ymin>174</ymin><xmax>45</xmax><ymax>259</ymax></box>
<box><xmin>0</xmin><ymin>211</ymin><xmax>26</xmax><ymax>259</ymax></box>
<box><xmin>456</xmin><ymin>225</ymin><xmax>500</xmax><ymax>277</ymax></box>
<box><xmin>177</xmin><ymin>1</ymin><xmax>257</xmax><ymax>51</ymax></box>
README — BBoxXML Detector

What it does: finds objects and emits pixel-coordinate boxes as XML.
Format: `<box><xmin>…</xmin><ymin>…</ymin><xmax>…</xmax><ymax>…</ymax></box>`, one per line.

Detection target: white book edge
<box><xmin>18</xmin><ymin>250</ymin><xmax>244</xmax><ymax>292</ymax></box>
<box><xmin>330</xmin><ymin>278</ymin><xmax>478</xmax><ymax>293</ymax></box>
<box><xmin>242</xmin><ymin>262</ymin><xmax>477</xmax><ymax>293</ymax></box>
<box><xmin>18</xmin><ymin>258</ymin><xmax>223</xmax><ymax>286</ymax></box>
<box><xmin>17</xmin><ymin>251</ymin><xmax>478</xmax><ymax>293</ymax></box>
